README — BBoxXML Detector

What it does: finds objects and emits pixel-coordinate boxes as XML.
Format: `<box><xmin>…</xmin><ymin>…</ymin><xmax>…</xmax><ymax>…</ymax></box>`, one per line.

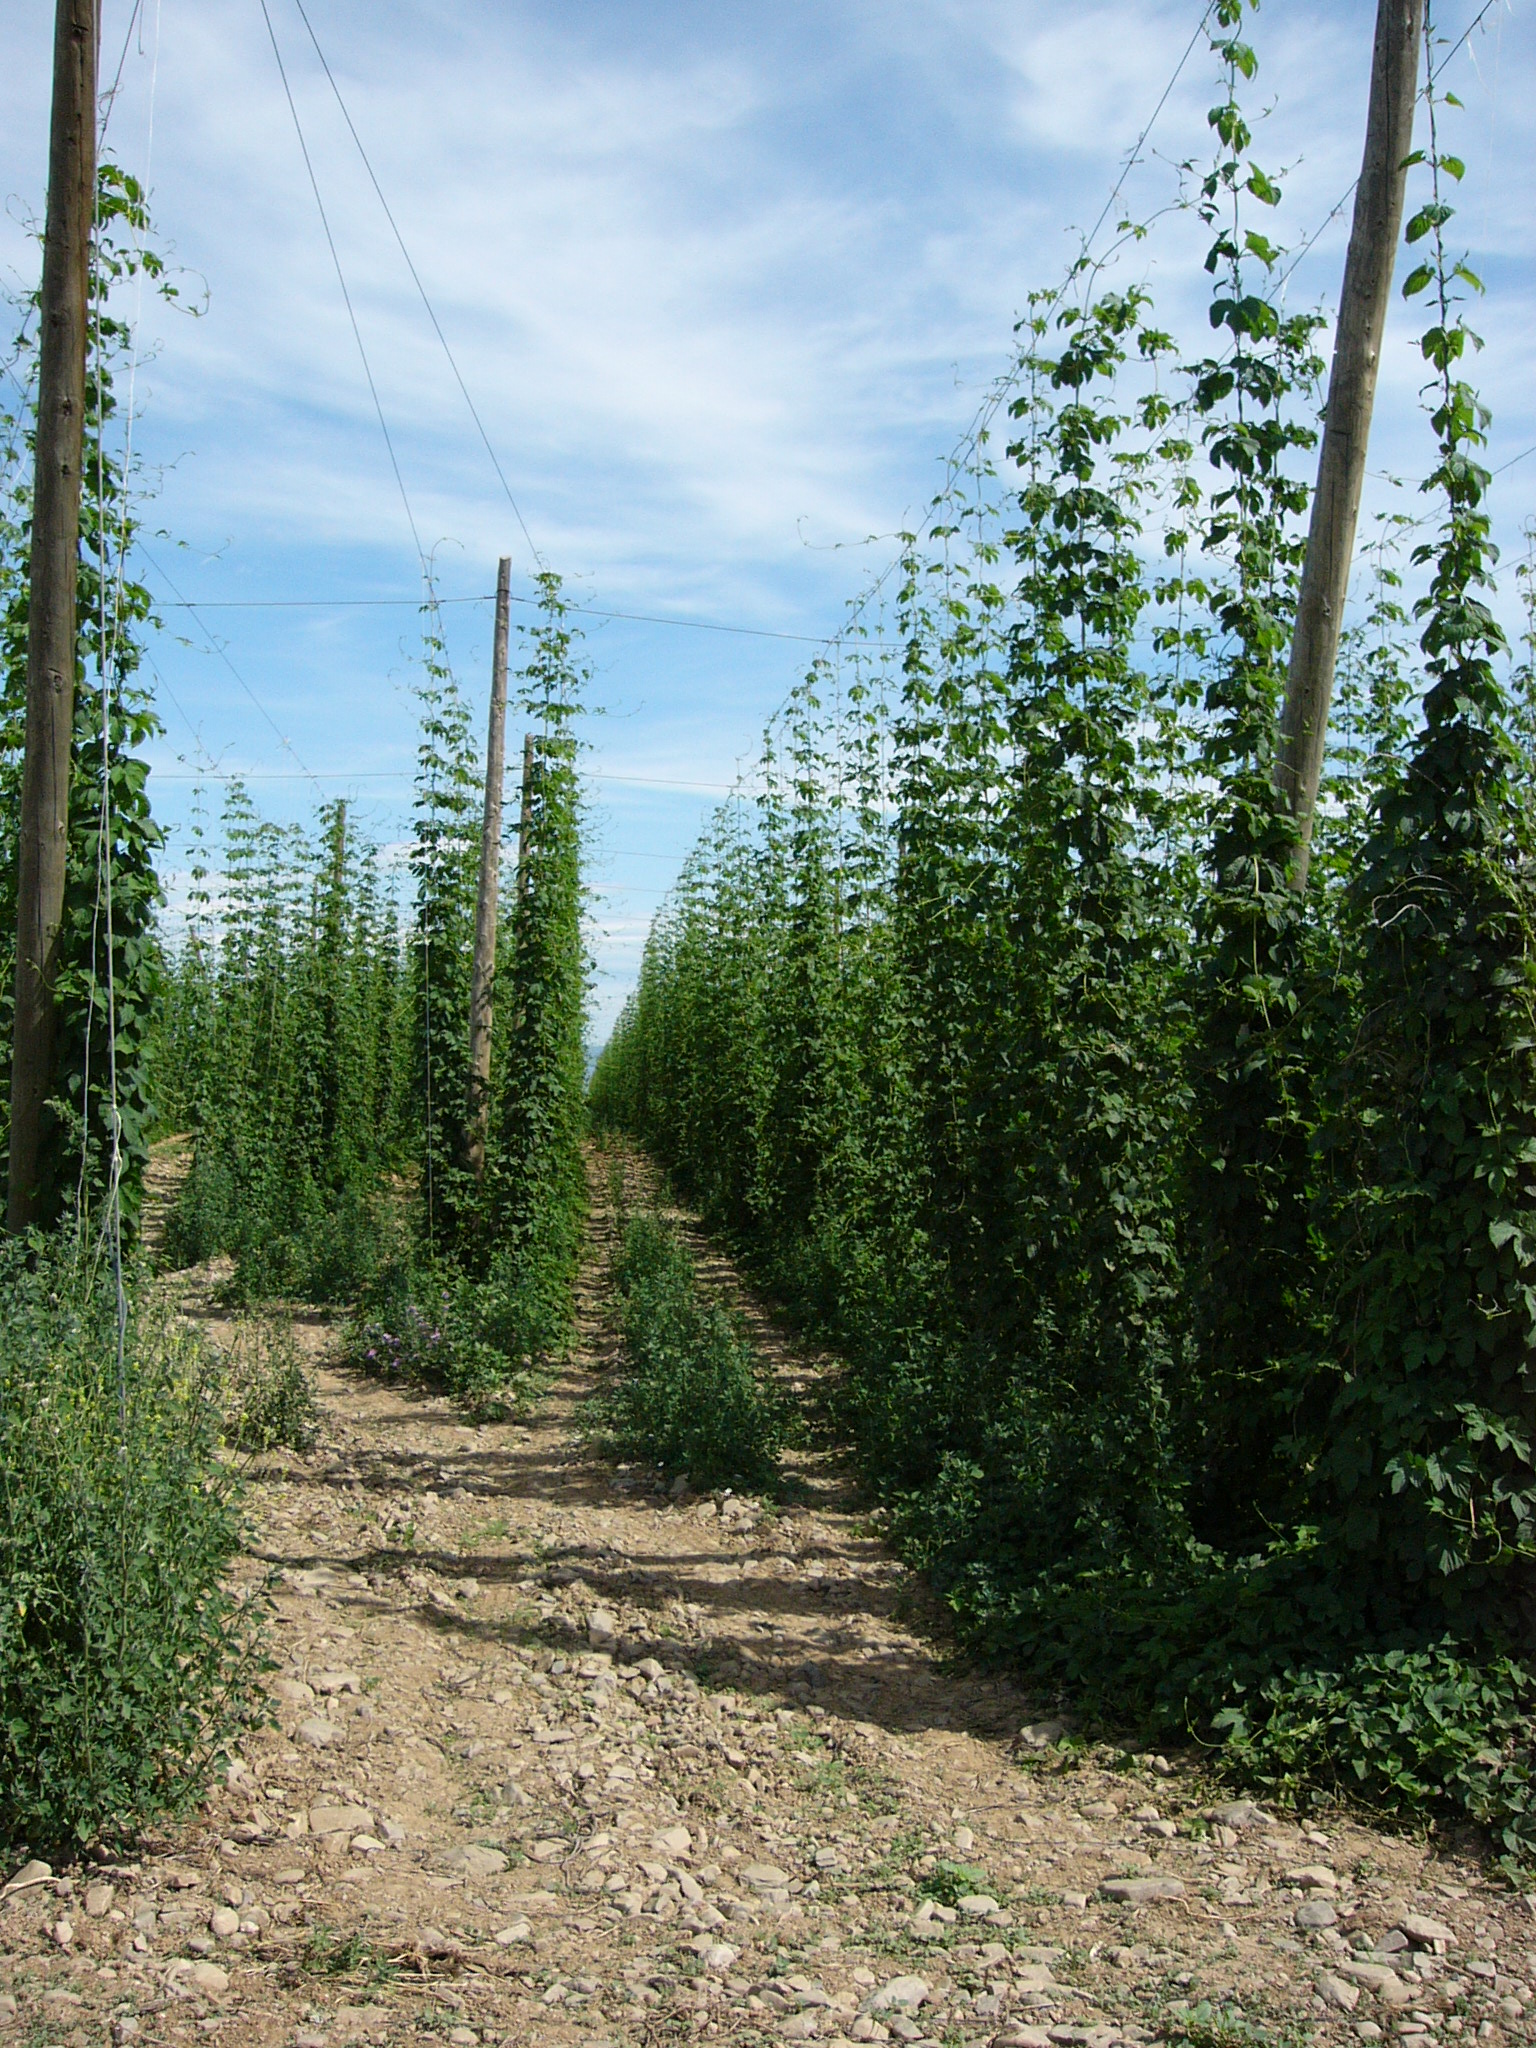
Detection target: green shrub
<box><xmin>595</xmin><ymin>1211</ymin><xmax>783</xmax><ymax>1490</ymax></box>
<box><xmin>343</xmin><ymin>1250</ymin><xmax>555</xmax><ymax>1411</ymax></box>
<box><xmin>169</xmin><ymin>1167</ymin><xmax>397</xmax><ymax>1309</ymax></box>
<box><xmin>222</xmin><ymin>1317</ymin><xmax>321</xmax><ymax>1453</ymax></box>
<box><xmin>0</xmin><ymin>1235</ymin><xmax>262</xmax><ymax>1853</ymax></box>
<box><xmin>1215</xmin><ymin>1644</ymin><xmax>1536</xmax><ymax>1872</ymax></box>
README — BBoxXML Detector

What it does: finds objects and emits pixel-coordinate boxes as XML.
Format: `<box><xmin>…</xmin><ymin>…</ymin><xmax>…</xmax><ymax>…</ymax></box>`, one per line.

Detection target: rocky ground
<box><xmin>2</xmin><ymin>1146</ymin><xmax>1532</xmax><ymax>2048</ymax></box>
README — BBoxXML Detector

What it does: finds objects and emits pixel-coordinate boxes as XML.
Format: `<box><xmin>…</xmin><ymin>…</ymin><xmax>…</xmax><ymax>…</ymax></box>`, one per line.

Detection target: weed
<box><xmin>343</xmin><ymin>1252</ymin><xmax>555</xmax><ymax>1409</ymax></box>
<box><xmin>918</xmin><ymin>1859</ymin><xmax>988</xmax><ymax>1906</ymax></box>
<box><xmin>1011</xmin><ymin>1884</ymin><xmax>1062</xmax><ymax>1907</ymax></box>
<box><xmin>784</xmin><ymin>1735</ymin><xmax>846</xmax><ymax>1798</ymax></box>
<box><xmin>300</xmin><ymin>1925</ymin><xmax>397</xmax><ymax>1984</ymax></box>
<box><xmin>0</xmin><ymin>1234</ymin><xmax>262</xmax><ymax>1853</ymax></box>
<box><xmin>589</xmin><ymin>1211</ymin><xmax>784</xmax><ymax>1490</ymax></box>
<box><xmin>1160</xmin><ymin>2003</ymin><xmax>1308</xmax><ymax>2048</ymax></box>
<box><xmin>221</xmin><ymin>1317</ymin><xmax>320</xmax><ymax>1453</ymax></box>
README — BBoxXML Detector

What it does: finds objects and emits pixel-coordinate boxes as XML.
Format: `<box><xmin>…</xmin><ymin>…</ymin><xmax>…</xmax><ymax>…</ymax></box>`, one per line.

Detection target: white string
<box><xmin>84</xmin><ymin>0</ymin><xmax>164</xmax><ymax>1403</ymax></box>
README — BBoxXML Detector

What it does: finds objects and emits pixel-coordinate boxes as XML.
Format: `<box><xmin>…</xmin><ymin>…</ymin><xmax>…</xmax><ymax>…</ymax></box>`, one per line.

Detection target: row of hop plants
<box><xmin>0</xmin><ymin>166</ymin><xmax>173</xmax><ymax>1238</ymax></box>
<box><xmin>0</xmin><ymin>160</ymin><xmax>589</xmax><ymax>1856</ymax></box>
<box><xmin>0</xmin><ymin>171</ymin><xmax>264</xmax><ymax>1859</ymax></box>
<box><xmin>158</xmin><ymin>787</ymin><xmax>413</xmax><ymax>1298</ymax></box>
<box><xmin>591</xmin><ymin>2</ymin><xmax>1536</xmax><ymax>1865</ymax></box>
<box><xmin>159</xmin><ymin>575</ymin><xmax>590</xmax><ymax>1406</ymax></box>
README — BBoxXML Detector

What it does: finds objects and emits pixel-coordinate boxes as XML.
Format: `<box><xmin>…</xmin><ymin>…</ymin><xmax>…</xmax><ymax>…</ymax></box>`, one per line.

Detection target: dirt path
<box><xmin>2</xmin><ymin>1147</ymin><xmax>1529</xmax><ymax>2048</ymax></box>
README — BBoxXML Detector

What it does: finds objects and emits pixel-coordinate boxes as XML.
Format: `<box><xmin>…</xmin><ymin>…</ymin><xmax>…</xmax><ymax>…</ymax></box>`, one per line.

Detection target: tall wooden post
<box><xmin>8</xmin><ymin>0</ymin><xmax>99</xmax><ymax>1231</ymax></box>
<box><xmin>465</xmin><ymin>556</ymin><xmax>512</xmax><ymax>1182</ymax></box>
<box><xmin>1276</xmin><ymin>0</ymin><xmax>1426</xmax><ymax>889</ymax></box>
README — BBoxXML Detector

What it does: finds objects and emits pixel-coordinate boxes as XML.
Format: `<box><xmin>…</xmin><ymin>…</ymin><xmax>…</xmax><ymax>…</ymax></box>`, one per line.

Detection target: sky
<box><xmin>2</xmin><ymin>0</ymin><xmax>1533</xmax><ymax>1041</ymax></box>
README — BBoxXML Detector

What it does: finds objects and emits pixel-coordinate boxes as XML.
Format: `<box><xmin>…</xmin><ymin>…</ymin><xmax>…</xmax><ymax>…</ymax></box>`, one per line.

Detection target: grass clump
<box><xmin>300</xmin><ymin>1924</ymin><xmax>398</xmax><ymax>1984</ymax></box>
<box><xmin>0</xmin><ymin>1234</ymin><xmax>263</xmax><ymax>1854</ymax></box>
<box><xmin>594</xmin><ymin>1210</ymin><xmax>783</xmax><ymax>1490</ymax></box>
<box><xmin>221</xmin><ymin>1317</ymin><xmax>321</xmax><ymax>1453</ymax></box>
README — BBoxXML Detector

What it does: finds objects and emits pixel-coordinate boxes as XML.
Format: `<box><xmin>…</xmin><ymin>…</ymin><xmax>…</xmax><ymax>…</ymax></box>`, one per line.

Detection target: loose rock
<box><xmin>1317</xmin><ymin>1973</ymin><xmax>1362</xmax><ymax>2013</ymax></box>
<box><xmin>865</xmin><ymin>1977</ymin><xmax>929</xmax><ymax>2013</ymax></box>
<box><xmin>1098</xmin><ymin>1877</ymin><xmax>1184</xmax><ymax>1904</ymax></box>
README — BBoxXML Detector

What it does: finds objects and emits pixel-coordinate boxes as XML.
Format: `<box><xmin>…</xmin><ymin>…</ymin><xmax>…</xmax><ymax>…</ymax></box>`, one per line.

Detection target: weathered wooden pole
<box><xmin>8</xmin><ymin>0</ymin><xmax>100</xmax><ymax>1231</ymax></box>
<box><xmin>1276</xmin><ymin>0</ymin><xmax>1426</xmax><ymax>889</ymax></box>
<box><xmin>465</xmin><ymin>556</ymin><xmax>512</xmax><ymax>1182</ymax></box>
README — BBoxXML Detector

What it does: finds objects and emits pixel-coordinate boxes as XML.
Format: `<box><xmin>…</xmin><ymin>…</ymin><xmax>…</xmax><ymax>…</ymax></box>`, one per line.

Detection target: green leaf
<box><xmin>1406</xmin><ymin>203</ymin><xmax>1455</xmax><ymax>244</ymax></box>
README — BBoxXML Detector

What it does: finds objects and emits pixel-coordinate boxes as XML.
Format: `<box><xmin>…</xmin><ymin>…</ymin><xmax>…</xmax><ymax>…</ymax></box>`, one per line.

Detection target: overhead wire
<box><xmin>256</xmin><ymin>0</ymin><xmax>431</xmax><ymax>586</ymax></box>
<box><xmin>674</xmin><ymin>0</ymin><xmax>1523</xmax><ymax>900</ymax></box>
<box><xmin>85</xmin><ymin>0</ymin><xmax>168</xmax><ymax>1395</ymax></box>
<box><xmin>141</xmin><ymin>542</ymin><xmax>322</xmax><ymax>784</ymax></box>
<box><xmin>286</xmin><ymin>0</ymin><xmax>542</xmax><ymax>572</ymax></box>
<box><xmin>137</xmin><ymin>0</ymin><xmax>1240</xmax><ymax>821</ymax></box>
<box><xmin>742</xmin><ymin>0</ymin><xmax>1233</xmax><ymax>768</ymax></box>
<box><xmin>1276</xmin><ymin>0</ymin><xmax>1506</xmax><ymax>295</ymax></box>
<box><xmin>149</xmin><ymin>585</ymin><xmax>909</xmax><ymax>651</ymax></box>
<box><xmin>147</xmin><ymin>0</ymin><xmax>1529</xmax><ymax>879</ymax></box>
<box><xmin>151</xmin><ymin>767</ymin><xmax>738</xmax><ymax>793</ymax></box>
<box><xmin>97</xmin><ymin>0</ymin><xmax>147</xmax><ymax>150</ymax></box>
<box><xmin>1076</xmin><ymin>1</ymin><xmax>1219</xmax><ymax>273</ymax></box>
<box><xmin>173</xmin><ymin>0</ymin><xmax>1227</xmax><ymax>807</ymax></box>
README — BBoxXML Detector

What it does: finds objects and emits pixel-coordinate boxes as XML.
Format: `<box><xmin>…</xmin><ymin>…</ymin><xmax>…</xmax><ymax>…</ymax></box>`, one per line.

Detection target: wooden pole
<box><xmin>1276</xmin><ymin>0</ymin><xmax>1426</xmax><ymax>889</ymax></box>
<box><xmin>465</xmin><ymin>556</ymin><xmax>512</xmax><ymax>1181</ymax></box>
<box><xmin>8</xmin><ymin>0</ymin><xmax>99</xmax><ymax>1231</ymax></box>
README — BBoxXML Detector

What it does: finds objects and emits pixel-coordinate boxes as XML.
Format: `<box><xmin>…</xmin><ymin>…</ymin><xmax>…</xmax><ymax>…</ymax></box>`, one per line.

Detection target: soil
<box><xmin>1</xmin><ymin>1144</ymin><xmax>1530</xmax><ymax>2048</ymax></box>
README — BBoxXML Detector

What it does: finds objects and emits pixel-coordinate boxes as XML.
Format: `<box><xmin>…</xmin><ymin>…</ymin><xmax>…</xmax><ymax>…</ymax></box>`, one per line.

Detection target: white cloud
<box><xmin>2</xmin><ymin>0</ymin><xmax>1533</xmax><ymax>1039</ymax></box>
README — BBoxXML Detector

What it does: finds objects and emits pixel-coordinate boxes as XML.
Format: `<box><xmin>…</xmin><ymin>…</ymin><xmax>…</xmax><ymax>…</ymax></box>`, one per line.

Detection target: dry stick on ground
<box><xmin>1276</xmin><ymin>0</ymin><xmax>1427</xmax><ymax>889</ymax></box>
<box><xmin>7</xmin><ymin>0</ymin><xmax>99</xmax><ymax>1231</ymax></box>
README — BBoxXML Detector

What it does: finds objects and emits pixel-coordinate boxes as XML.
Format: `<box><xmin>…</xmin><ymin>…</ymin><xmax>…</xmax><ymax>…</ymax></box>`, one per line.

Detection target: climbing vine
<box><xmin>592</xmin><ymin>4</ymin><xmax>1536</xmax><ymax>1854</ymax></box>
<box><xmin>0</xmin><ymin>166</ymin><xmax>176</xmax><ymax>1234</ymax></box>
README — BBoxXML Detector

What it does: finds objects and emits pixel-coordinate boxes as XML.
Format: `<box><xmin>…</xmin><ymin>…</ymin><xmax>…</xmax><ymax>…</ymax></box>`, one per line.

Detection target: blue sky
<box><xmin>3</xmin><ymin>0</ymin><xmax>1533</xmax><ymax>1039</ymax></box>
